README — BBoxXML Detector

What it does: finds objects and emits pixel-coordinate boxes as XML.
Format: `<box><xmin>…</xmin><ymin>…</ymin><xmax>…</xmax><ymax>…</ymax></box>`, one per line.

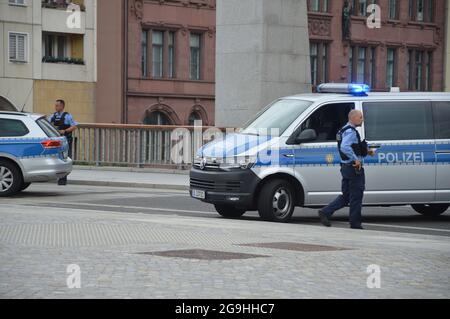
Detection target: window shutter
<box><xmin>17</xmin><ymin>35</ymin><xmax>26</xmax><ymax>61</ymax></box>
<box><xmin>9</xmin><ymin>34</ymin><xmax>17</xmax><ymax>60</ymax></box>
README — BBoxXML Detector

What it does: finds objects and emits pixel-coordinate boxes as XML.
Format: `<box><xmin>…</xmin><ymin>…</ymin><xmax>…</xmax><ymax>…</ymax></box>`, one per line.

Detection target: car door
<box><xmin>432</xmin><ymin>101</ymin><xmax>450</xmax><ymax>202</ymax></box>
<box><xmin>292</xmin><ymin>102</ymin><xmax>355</xmax><ymax>206</ymax></box>
<box><xmin>362</xmin><ymin>100</ymin><xmax>435</xmax><ymax>204</ymax></box>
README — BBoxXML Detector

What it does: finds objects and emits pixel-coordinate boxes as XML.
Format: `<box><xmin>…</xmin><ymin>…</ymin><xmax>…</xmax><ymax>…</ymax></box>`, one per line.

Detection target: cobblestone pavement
<box><xmin>0</xmin><ymin>186</ymin><xmax>449</xmax><ymax>299</ymax></box>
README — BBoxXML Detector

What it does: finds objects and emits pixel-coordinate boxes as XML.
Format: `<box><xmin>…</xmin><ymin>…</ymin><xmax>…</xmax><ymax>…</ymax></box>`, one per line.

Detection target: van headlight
<box><xmin>219</xmin><ymin>156</ymin><xmax>256</xmax><ymax>170</ymax></box>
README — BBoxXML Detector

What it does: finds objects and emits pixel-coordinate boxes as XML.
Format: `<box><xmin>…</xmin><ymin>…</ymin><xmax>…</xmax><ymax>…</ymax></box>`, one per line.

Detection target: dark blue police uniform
<box><xmin>320</xmin><ymin>122</ymin><xmax>368</xmax><ymax>229</ymax></box>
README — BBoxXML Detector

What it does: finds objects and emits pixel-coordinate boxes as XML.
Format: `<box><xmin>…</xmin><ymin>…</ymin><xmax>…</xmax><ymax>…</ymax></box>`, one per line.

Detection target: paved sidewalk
<box><xmin>66</xmin><ymin>166</ymin><xmax>189</xmax><ymax>190</ymax></box>
<box><xmin>0</xmin><ymin>201</ymin><xmax>449</xmax><ymax>298</ymax></box>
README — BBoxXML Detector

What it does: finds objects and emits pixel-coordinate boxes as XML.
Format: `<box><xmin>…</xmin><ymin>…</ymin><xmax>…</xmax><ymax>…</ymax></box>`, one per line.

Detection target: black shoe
<box><xmin>57</xmin><ymin>179</ymin><xmax>67</xmax><ymax>186</ymax></box>
<box><xmin>318</xmin><ymin>210</ymin><xmax>331</xmax><ymax>227</ymax></box>
<box><xmin>351</xmin><ymin>225</ymin><xmax>364</xmax><ymax>230</ymax></box>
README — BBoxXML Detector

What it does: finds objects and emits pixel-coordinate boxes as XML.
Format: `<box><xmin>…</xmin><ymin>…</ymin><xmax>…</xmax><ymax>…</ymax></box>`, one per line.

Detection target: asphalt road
<box><xmin>0</xmin><ymin>183</ymin><xmax>450</xmax><ymax>236</ymax></box>
<box><xmin>1</xmin><ymin>182</ymin><xmax>450</xmax><ymax>298</ymax></box>
<box><xmin>2</xmin><ymin>183</ymin><xmax>449</xmax><ymax>237</ymax></box>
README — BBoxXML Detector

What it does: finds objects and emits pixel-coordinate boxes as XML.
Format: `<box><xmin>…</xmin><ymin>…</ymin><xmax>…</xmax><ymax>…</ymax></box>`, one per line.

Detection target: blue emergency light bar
<box><xmin>317</xmin><ymin>83</ymin><xmax>370</xmax><ymax>96</ymax></box>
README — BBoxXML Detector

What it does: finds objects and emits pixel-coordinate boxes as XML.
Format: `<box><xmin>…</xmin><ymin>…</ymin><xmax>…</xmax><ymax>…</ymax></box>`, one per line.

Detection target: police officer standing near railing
<box><xmin>318</xmin><ymin>110</ymin><xmax>375</xmax><ymax>229</ymax></box>
<box><xmin>48</xmin><ymin>99</ymin><xmax>78</xmax><ymax>186</ymax></box>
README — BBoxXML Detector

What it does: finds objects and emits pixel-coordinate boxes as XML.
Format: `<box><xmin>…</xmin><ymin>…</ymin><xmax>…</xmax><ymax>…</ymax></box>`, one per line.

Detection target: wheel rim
<box><xmin>272</xmin><ymin>187</ymin><xmax>292</xmax><ymax>219</ymax></box>
<box><xmin>0</xmin><ymin>166</ymin><xmax>13</xmax><ymax>192</ymax></box>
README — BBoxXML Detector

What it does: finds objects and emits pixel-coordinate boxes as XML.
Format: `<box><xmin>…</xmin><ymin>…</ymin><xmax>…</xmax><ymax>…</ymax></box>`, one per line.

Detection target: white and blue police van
<box><xmin>190</xmin><ymin>83</ymin><xmax>450</xmax><ymax>222</ymax></box>
<box><xmin>0</xmin><ymin>111</ymin><xmax>73</xmax><ymax>196</ymax></box>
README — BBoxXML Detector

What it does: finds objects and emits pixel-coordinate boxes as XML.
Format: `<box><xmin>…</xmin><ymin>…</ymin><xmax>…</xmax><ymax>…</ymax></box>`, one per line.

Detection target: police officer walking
<box><xmin>49</xmin><ymin>99</ymin><xmax>78</xmax><ymax>186</ymax></box>
<box><xmin>318</xmin><ymin>110</ymin><xmax>375</xmax><ymax>229</ymax></box>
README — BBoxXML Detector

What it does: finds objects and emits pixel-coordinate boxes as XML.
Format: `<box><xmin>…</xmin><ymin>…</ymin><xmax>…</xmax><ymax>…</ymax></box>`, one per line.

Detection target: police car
<box><xmin>0</xmin><ymin>111</ymin><xmax>73</xmax><ymax>196</ymax></box>
<box><xmin>190</xmin><ymin>83</ymin><xmax>450</xmax><ymax>222</ymax></box>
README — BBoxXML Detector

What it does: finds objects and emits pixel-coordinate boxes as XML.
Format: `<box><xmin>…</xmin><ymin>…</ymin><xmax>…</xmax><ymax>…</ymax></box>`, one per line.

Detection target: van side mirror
<box><xmin>287</xmin><ymin>129</ymin><xmax>317</xmax><ymax>145</ymax></box>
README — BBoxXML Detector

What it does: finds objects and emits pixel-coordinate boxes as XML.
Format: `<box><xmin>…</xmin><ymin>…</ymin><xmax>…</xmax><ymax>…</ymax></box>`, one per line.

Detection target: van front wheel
<box><xmin>214</xmin><ymin>205</ymin><xmax>246</xmax><ymax>219</ymax></box>
<box><xmin>412</xmin><ymin>204</ymin><xmax>449</xmax><ymax>217</ymax></box>
<box><xmin>258</xmin><ymin>179</ymin><xmax>295</xmax><ymax>223</ymax></box>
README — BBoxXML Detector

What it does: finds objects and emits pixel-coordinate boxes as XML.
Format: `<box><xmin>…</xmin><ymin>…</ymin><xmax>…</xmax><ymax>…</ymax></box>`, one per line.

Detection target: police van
<box><xmin>190</xmin><ymin>83</ymin><xmax>450</xmax><ymax>222</ymax></box>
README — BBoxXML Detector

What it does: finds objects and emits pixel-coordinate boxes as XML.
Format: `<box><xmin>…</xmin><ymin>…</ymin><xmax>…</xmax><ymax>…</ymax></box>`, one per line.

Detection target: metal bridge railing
<box><xmin>71</xmin><ymin>123</ymin><xmax>229</xmax><ymax>169</ymax></box>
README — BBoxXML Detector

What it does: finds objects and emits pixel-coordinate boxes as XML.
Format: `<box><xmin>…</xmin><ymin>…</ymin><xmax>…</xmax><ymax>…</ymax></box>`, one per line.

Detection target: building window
<box><xmin>310</xmin><ymin>42</ymin><xmax>328</xmax><ymax>87</ymax></box>
<box><xmin>407</xmin><ymin>49</ymin><xmax>433</xmax><ymax>91</ymax></box>
<box><xmin>142</xmin><ymin>30</ymin><xmax>148</xmax><ymax>77</ymax></box>
<box><xmin>386</xmin><ymin>48</ymin><xmax>396</xmax><ymax>88</ymax></box>
<box><xmin>152</xmin><ymin>30</ymin><xmax>164</xmax><ymax>78</ymax></box>
<box><xmin>190</xmin><ymin>33</ymin><xmax>201</xmax><ymax>80</ymax></box>
<box><xmin>352</xmin><ymin>0</ymin><xmax>376</xmax><ymax>16</ymax></box>
<box><xmin>388</xmin><ymin>0</ymin><xmax>398</xmax><ymax>19</ymax></box>
<box><xmin>349</xmin><ymin>46</ymin><xmax>376</xmax><ymax>87</ymax></box>
<box><xmin>142</xmin><ymin>30</ymin><xmax>176</xmax><ymax>78</ymax></box>
<box><xmin>9</xmin><ymin>32</ymin><xmax>27</xmax><ymax>63</ymax></box>
<box><xmin>144</xmin><ymin>111</ymin><xmax>172</xmax><ymax>125</ymax></box>
<box><xmin>409</xmin><ymin>0</ymin><xmax>434</xmax><ymax>22</ymax></box>
<box><xmin>188</xmin><ymin>112</ymin><xmax>202</xmax><ymax>126</ymax></box>
<box><xmin>168</xmin><ymin>31</ymin><xmax>175</xmax><ymax>78</ymax></box>
<box><xmin>308</xmin><ymin>0</ymin><xmax>329</xmax><ymax>12</ymax></box>
<box><xmin>43</xmin><ymin>34</ymin><xmax>67</xmax><ymax>58</ymax></box>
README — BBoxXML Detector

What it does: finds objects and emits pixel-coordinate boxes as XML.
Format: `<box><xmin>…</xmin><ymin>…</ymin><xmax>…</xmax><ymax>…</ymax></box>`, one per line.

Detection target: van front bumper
<box><xmin>189</xmin><ymin>167</ymin><xmax>261</xmax><ymax>208</ymax></box>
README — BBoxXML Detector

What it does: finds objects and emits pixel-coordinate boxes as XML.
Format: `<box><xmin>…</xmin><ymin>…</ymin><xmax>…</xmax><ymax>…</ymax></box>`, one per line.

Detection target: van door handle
<box><xmin>435</xmin><ymin>150</ymin><xmax>450</xmax><ymax>154</ymax></box>
<box><xmin>369</xmin><ymin>144</ymin><xmax>381</xmax><ymax>149</ymax></box>
<box><xmin>283</xmin><ymin>154</ymin><xmax>294</xmax><ymax>158</ymax></box>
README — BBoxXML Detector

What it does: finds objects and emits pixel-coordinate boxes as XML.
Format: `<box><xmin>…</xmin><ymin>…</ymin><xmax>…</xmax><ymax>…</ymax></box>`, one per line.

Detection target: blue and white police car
<box><xmin>190</xmin><ymin>83</ymin><xmax>450</xmax><ymax>222</ymax></box>
<box><xmin>0</xmin><ymin>111</ymin><xmax>73</xmax><ymax>196</ymax></box>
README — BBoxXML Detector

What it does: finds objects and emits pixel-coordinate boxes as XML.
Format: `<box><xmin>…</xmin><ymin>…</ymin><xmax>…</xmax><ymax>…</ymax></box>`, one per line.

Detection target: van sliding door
<box><xmin>362</xmin><ymin>101</ymin><xmax>435</xmax><ymax>204</ymax></box>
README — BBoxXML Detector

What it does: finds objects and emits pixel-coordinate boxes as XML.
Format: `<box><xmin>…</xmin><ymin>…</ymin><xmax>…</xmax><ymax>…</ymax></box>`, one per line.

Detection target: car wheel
<box><xmin>214</xmin><ymin>204</ymin><xmax>246</xmax><ymax>219</ymax></box>
<box><xmin>258</xmin><ymin>179</ymin><xmax>295</xmax><ymax>222</ymax></box>
<box><xmin>411</xmin><ymin>204</ymin><xmax>449</xmax><ymax>217</ymax></box>
<box><xmin>0</xmin><ymin>160</ymin><xmax>23</xmax><ymax>197</ymax></box>
<box><xmin>20</xmin><ymin>182</ymin><xmax>31</xmax><ymax>191</ymax></box>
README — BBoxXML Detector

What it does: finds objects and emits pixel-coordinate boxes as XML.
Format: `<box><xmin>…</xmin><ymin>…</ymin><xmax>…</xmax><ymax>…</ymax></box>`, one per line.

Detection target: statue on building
<box><xmin>342</xmin><ymin>0</ymin><xmax>352</xmax><ymax>41</ymax></box>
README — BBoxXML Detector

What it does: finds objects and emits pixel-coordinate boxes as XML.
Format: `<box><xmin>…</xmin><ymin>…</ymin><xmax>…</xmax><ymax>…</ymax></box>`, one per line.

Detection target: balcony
<box><xmin>41</xmin><ymin>0</ymin><xmax>86</xmax><ymax>11</ymax></box>
<box><xmin>41</xmin><ymin>1</ymin><xmax>87</xmax><ymax>34</ymax></box>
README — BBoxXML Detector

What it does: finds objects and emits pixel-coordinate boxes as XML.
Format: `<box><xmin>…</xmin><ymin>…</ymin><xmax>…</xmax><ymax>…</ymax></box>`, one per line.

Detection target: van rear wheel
<box><xmin>214</xmin><ymin>204</ymin><xmax>246</xmax><ymax>219</ymax></box>
<box><xmin>257</xmin><ymin>179</ymin><xmax>295</xmax><ymax>223</ymax></box>
<box><xmin>412</xmin><ymin>204</ymin><xmax>449</xmax><ymax>217</ymax></box>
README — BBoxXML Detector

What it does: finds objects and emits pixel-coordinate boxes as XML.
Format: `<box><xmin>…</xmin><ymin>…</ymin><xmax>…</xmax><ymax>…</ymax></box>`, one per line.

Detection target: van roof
<box><xmin>284</xmin><ymin>92</ymin><xmax>450</xmax><ymax>103</ymax></box>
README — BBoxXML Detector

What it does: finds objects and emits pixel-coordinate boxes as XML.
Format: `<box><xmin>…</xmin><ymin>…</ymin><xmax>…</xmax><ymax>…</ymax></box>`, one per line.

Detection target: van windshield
<box><xmin>241</xmin><ymin>99</ymin><xmax>312</xmax><ymax>135</ymax></box>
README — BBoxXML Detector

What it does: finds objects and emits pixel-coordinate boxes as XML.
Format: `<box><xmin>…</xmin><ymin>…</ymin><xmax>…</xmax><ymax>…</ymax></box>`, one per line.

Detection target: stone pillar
<box><xmin>215</xmin><ymin>0</ymin><xmax>311</xmax><ymax>127</ymax></box>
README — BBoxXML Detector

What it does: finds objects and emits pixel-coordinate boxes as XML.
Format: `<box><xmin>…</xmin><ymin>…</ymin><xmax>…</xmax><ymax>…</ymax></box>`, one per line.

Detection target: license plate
<box><xmin>191</xmin><ymin>189</ymin><xmax>206</xmax><ymax>199</ymax></box>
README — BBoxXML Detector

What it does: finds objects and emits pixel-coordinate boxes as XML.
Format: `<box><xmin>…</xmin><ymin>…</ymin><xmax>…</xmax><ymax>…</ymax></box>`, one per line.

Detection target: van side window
<box><xmin>0</xmin><ymin>119</ymin><xmax>30</xmax><ymax>137</ymax></box>
<box><xmin>363</xmin><ymin>101</ymin><xmax>433</xmax><ymax>141</ymax></box>
<box><xmin>300</xmin><ymin>103</ymin><xmax>354</xmax><ymax>142</ymax></box>
<box><xmin>433</xmin><ymin>102</ymin><xmax>450</xmax><ymax>139</ymax></box>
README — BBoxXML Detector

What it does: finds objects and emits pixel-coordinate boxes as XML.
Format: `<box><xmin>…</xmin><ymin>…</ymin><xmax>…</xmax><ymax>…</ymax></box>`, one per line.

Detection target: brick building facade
<box><xmin>308</xmin><ymin>0</ymin><xmax>446</xmax><ymax>92</ymax></box>
<box><xmin>96</xmin><ymin>0</ymin><xmax>447</xmax><ymax>125</ymax></box>
<box><xmin>96</xmin><ymin>0</ymin><xmax>216</xmax><ymax>125</ymax></box>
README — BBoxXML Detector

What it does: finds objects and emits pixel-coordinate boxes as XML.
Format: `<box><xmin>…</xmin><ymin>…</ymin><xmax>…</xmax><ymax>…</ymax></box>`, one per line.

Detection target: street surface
<box><xmin>0</xmin><ymin>183</ymin><xmax>449</xmax><ymax>298</ymax></box>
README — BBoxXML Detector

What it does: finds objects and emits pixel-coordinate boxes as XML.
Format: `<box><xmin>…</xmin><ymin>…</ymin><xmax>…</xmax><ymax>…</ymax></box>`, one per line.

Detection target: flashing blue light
<box><xmin>317</xmin><ymin>83</ymin><xmax>371</xmax><ymax>96</ymax></box>
<box><xmin>349</xmin><ymin>83</ymin><xmax>370</xmax><ymax>95</ymax></box>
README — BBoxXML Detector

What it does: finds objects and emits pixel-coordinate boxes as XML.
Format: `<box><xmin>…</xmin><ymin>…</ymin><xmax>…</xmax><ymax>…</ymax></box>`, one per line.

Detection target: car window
<box><xmin>433</xmin><ymin>101</ymin><xmax>450</xmax><ymax>139</ymax></box>
<box><xmin>300</xmin><ymin>103</ymin><xmax>355</xmax><ymax>143</ymax></box>
<box><xmin>363</xmin><ymin>101</ymin><xmax>433</xmax><ymax>140</ymax></box>
<box><xmin>0</xmin><ymin>118</ymin><xmax>30</xmax><ymax>137</ymax></box>
<box><xmin>36</xmin><ymin>117</ymin><xmax>60</xmax><ymax>138</ymax></box>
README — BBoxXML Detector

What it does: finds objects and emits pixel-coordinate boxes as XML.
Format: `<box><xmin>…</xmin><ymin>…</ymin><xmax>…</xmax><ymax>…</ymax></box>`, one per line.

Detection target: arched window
<box><xmin>144</xmin><ymin>111</ymin><xmax>172</xmax><ymax>125</ymax></box>
<box><xmin>188</xmin><ymin>111</ymin><xmax>202</xmax><ymax>126</ymax></box>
